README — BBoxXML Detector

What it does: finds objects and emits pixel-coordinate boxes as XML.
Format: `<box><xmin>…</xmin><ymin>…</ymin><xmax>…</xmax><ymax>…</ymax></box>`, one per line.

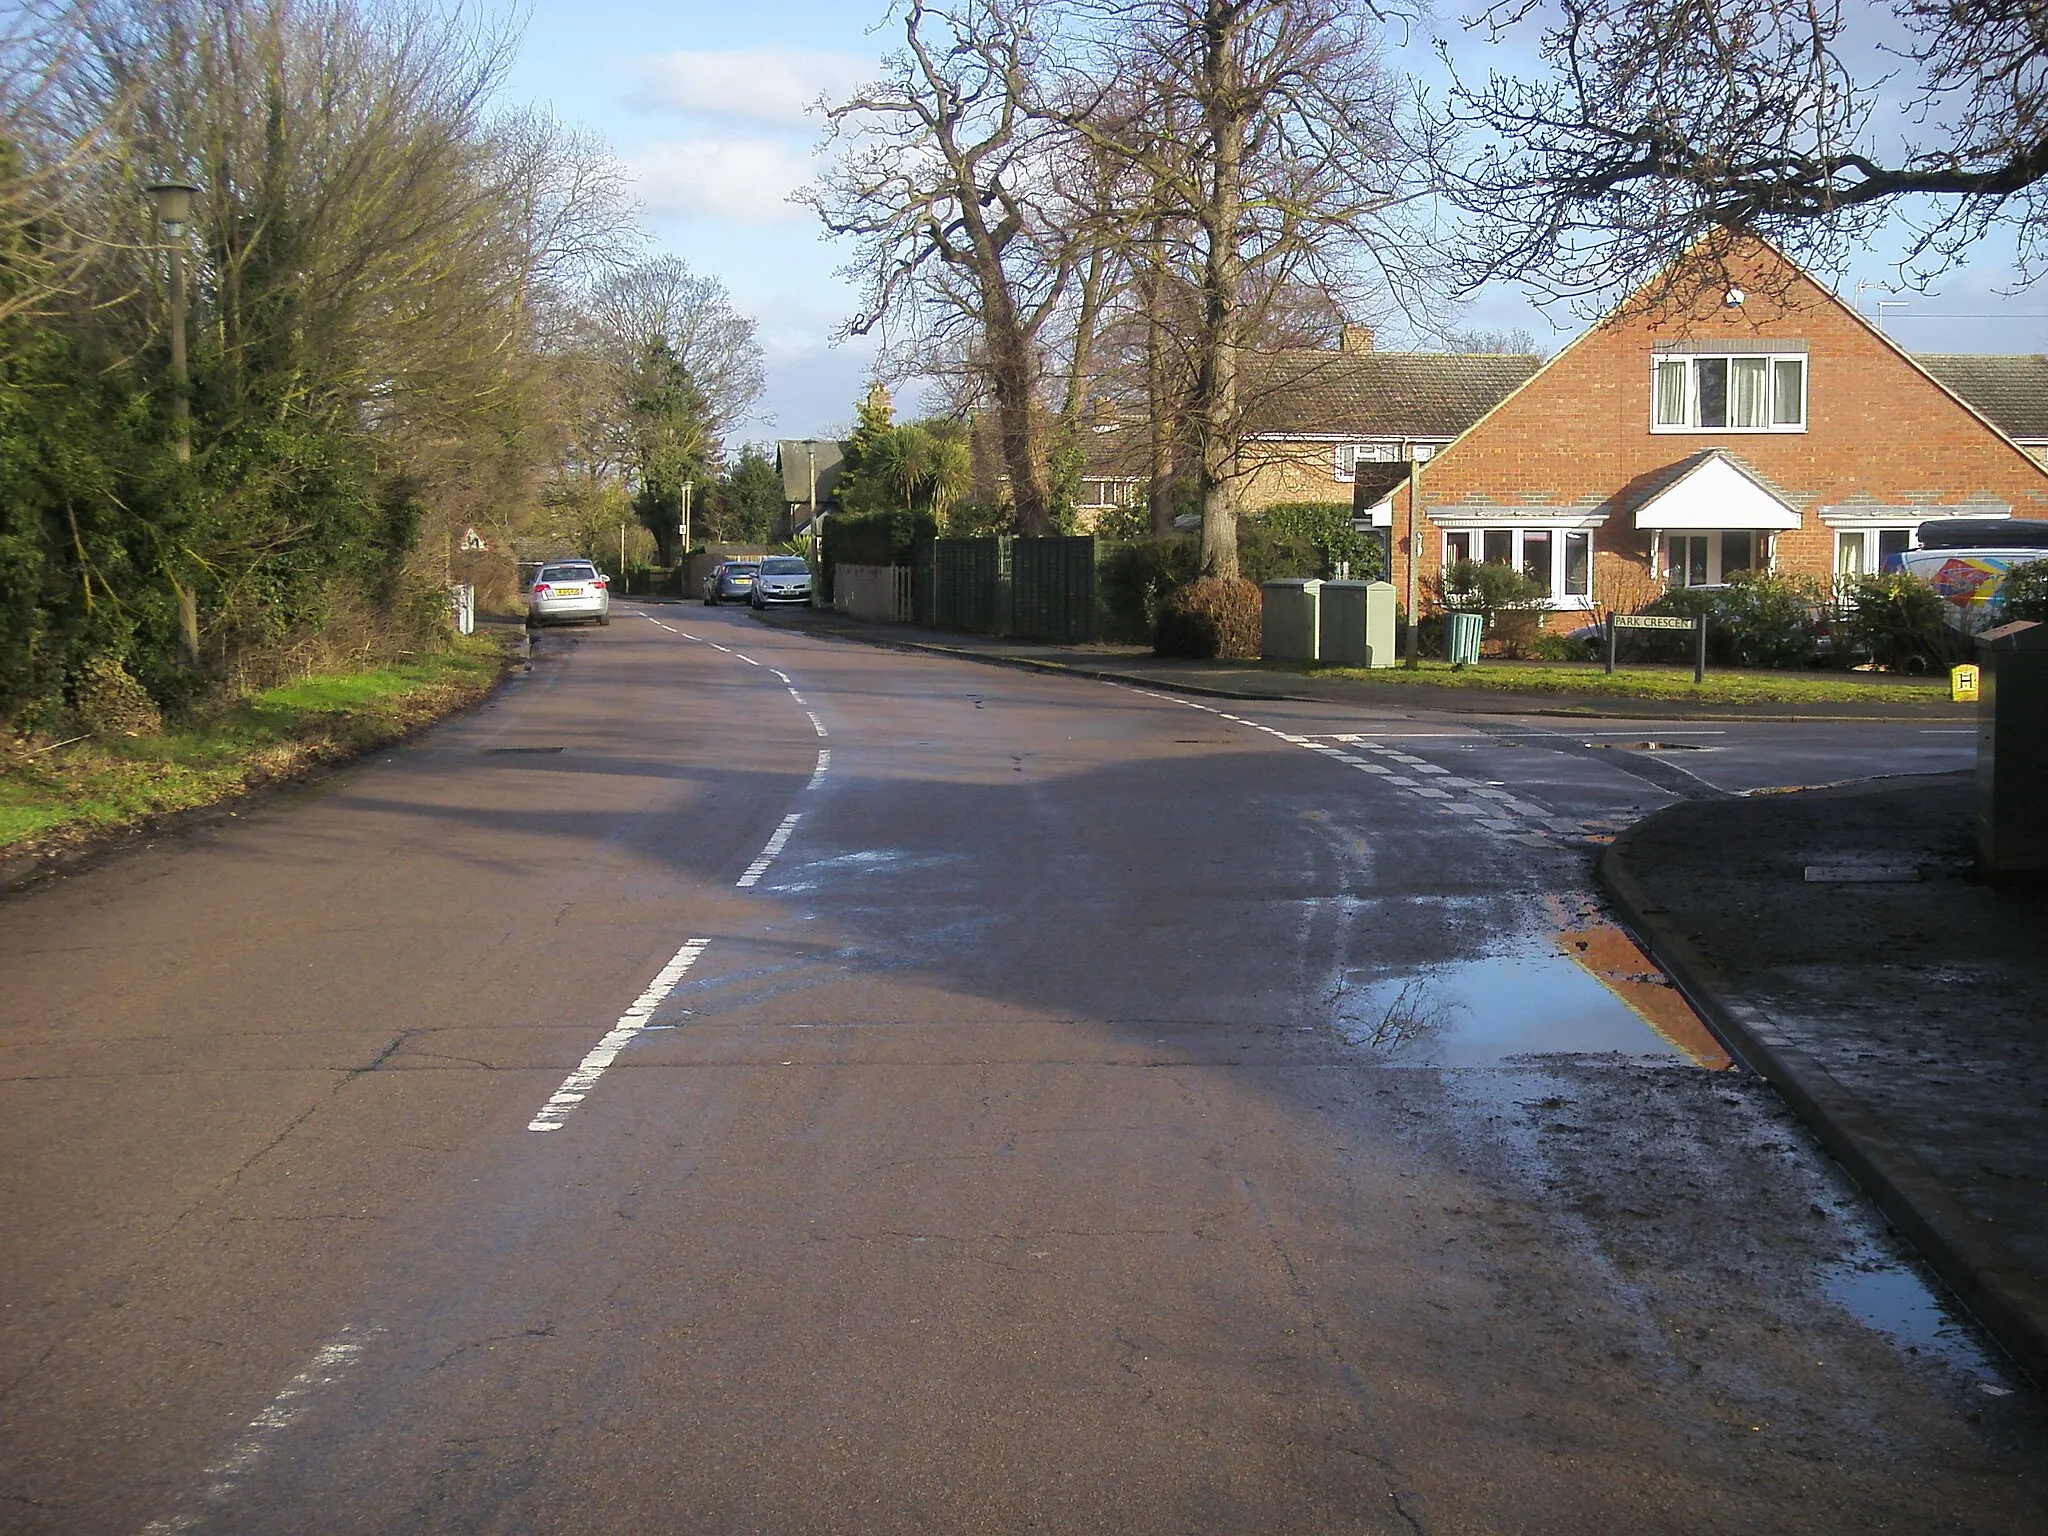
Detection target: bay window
<box><xmin>1444</xmin><ymin>527</ymin><xmax>1594</xmax><ymax>604</ymax></box>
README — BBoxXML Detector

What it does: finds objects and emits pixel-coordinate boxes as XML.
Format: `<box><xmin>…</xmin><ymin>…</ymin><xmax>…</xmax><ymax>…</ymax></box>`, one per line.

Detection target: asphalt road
<box><xmin>2</xmin><ymin>602</ymin><xmax>2040</xmax><ymax>1534</ymax></box>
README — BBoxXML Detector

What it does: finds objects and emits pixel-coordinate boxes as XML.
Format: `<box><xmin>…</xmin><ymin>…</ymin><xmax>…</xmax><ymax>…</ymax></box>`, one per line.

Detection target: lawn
<box><xmin>0</xmin><ymin>638</ymin><xmax>507</xmax><ymax>857</ymax></box>
<box><xmin>1291</xmin><ymin>658</ymin><xmax>1962</xmax><ymax>706</ymax></box>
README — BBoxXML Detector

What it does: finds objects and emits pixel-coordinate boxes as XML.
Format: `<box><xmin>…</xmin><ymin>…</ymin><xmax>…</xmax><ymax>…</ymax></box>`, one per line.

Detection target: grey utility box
<box><xmin>1261</xmin><ymin>579</ymin><xmax>1322</xmax><ymax>662</ymax></box>
<box><xmin>1318</xmin><ymin>581</ymin><xmax>1399</xmax><ymax>668</ymax></box>
<box><xmin>1976</xmin><ymin>619</ymin><xmax>2048</xmax><ymax>880</ymax></box>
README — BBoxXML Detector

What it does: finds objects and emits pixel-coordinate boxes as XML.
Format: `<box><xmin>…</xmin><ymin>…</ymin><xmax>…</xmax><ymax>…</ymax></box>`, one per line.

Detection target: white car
<box><xmin>527</xmin><ymin>561</ymin><xmax>611</xmax><ymax>626</ymax></box>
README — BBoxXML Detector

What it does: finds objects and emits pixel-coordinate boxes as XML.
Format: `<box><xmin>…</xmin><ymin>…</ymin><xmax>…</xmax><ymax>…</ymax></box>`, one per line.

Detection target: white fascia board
<box><xmin>1245</xmin><ymin>432</ymin><xmax>1456</xmax><ymax>444</ymax></box>
<box><xmin>1634</xmin><ymin>455</ymin><xmax>1801</xmax><ymax>530</ymax></box>
<box><xmin>1428</xmin><ymin>505</ymin><xmax>1607</xmax><ymax>530</ymax></box>
<box><xmin>1819</xmin><ymin>503</ymin><xmax>2011</xmax><ymax>527</ymax></box>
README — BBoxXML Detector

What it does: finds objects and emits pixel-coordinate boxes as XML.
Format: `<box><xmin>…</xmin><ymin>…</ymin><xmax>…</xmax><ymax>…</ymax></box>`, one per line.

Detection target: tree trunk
<box><xmin>1144</xmin><ymin>223</ymin><xmax>1177</xmax><ymax>536</ymax></box>
<box><xmin>1192</xmin><ymin>0</ymin><xmax>1245</xmax><ymax>581</ymax></box>
<box><xmin>984</xmin><ymin>292</ymin><xmax>1053</xmax><ymax>537</ymax></box>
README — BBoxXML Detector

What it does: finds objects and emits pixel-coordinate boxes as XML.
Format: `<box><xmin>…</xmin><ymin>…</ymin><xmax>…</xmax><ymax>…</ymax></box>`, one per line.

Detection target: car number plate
<box><xmin>554</xmin><ymin>586</ymin><xmax>582</xmax><ymax>596</ymax></box>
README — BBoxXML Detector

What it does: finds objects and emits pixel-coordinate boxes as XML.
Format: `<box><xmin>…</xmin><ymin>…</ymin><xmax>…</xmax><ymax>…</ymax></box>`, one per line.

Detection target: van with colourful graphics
<box><xmin>1900</xmin><ymin>519</ymin><xmax>2048</xmax><ymax>630</ymax></box>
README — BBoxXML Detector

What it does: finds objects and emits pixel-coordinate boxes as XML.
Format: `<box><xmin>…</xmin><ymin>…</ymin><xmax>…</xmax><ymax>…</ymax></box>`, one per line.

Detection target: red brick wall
<box><xmin>1386</xmin><ymin>241</ymin><xmax>2048</xmax><ymax>622</ymax></box>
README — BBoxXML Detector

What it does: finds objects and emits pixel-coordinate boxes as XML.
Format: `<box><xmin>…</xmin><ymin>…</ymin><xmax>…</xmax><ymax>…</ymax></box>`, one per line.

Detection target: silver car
<box><xmin>527</xmin><ymin>560</ymin><xmax>611</xmax><ymax>626</ymax></box>
<box><xmin>749</xmin><ymin>556</ymin><xmax>813</xmax><ymax>607</ymax></box>
<box><xmin>706</xmin><ymin>561</ymin><xmax>759</xmax><ymax>604</ymax></box>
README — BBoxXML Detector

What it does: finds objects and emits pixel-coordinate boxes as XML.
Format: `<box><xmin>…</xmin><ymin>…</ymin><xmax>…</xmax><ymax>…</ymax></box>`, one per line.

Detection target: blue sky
<box><xmin>498</xmin><ymin>0</ymin><xmax>2048</xmax><ymax>446</ymax></box>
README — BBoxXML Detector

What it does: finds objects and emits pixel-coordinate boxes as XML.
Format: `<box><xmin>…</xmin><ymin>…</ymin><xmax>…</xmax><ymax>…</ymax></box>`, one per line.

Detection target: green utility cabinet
<box><xmin>1318</xmin><ymin>581</ymin><xmax>1397</xmax><ymax>668</ymax></box>
<box><xmin>1976</xmin><ymin>619</ymin><xmax>2048</xmax><ymax>880</ymax></box>
<box><xmin>1261</xmin><ymin>579</ymin><xmax>1322</xmax><ymax>662</ymax></box>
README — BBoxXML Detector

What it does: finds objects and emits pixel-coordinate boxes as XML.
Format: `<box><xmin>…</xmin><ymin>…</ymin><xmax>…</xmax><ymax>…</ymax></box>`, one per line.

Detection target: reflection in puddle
<box><xmin>1333</xmin><ymin>903</ymin><xmax>1730</xmax><ymax>1068</ymax></box>
<box><xmin>1335</xmin><ymin>950</ymin><xmax>1693</xmax><ymax>1067</ymax></box>
<box><xmin>1821</xmin><ymin>1256</ymin><xmax>2001</xmax><ymax>1377</ymax></box>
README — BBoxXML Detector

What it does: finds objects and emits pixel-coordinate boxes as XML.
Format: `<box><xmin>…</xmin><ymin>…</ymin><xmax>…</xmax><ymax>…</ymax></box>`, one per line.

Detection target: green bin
<box><xmin>1445</xmin><ymin>610</ymin><xmax>1483</xmax><ymax>667</ymax></box>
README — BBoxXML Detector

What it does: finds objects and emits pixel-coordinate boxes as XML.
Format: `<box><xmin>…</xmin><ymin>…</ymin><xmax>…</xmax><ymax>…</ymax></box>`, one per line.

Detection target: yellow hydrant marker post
<box><xmin>1951</xmin><ymin>663</ymin><xmax>1981</xmax><ymax>703</ymax></box>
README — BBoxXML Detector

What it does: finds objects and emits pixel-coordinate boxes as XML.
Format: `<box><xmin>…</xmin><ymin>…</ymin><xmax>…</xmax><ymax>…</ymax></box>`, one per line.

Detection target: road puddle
<box><xmin>1332</xmin><ymin>899</ymin><xmax>1730</xmax><ymax>1068</ymax></box>
<box><xmin>1821</xmin><ymin>1255</ymin><xmax>2002</xmax><ymax>1377</ymax></box>
<box><xmin>1549</xmin><ymin>899</ymin><xmax>1732</xmax><ymax>1068</ymax></box>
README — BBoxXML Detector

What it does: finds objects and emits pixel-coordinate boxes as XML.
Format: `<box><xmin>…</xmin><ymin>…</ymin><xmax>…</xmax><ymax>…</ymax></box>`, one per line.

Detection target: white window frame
<box><xmin>1651</xmin><ymin>353</ymin><xmax>1807</xmax><ymax>433</ymax></box>
<box><xmin>1334</xmin><ymin>440</ymin><xmax>1440</xmax><ymax>480</ymax></box>
<box><xmin>1654</xmin><ymin>530</ymin><xmax>1775</xmax><ymax>588</ymax></box>
<box><xmin>1441</xmin><ymin>526</ymin><xmax>1595</xmax><ymax>607</ymax></box>
<box><xmin>1834</xmin><ymin>526</ymin><xmax>1915</xmax><ymax>579</ymax></box>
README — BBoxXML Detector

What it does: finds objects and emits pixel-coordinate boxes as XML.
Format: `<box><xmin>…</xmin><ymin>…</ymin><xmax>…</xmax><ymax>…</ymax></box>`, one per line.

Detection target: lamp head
<box><xmin>146</xmin><ymin>181</ymin><xmax>200</xmax><ymax>238</ymax></box>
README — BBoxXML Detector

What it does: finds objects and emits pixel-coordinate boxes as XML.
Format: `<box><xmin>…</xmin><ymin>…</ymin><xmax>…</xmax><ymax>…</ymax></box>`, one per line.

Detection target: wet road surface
<box><xmin>1</xmin><ymin>603</ymin><xmax>2039</xmax><ymax>1533</ymax></box>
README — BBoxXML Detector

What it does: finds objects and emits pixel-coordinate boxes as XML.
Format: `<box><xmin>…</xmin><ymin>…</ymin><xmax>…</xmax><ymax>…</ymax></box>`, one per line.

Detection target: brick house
<box><xmin>1239</xmin><ymin>327</ymin><xmax>1542</xmax><ymax>510</ymax></box>
<box><xmin>1914</xmin><ymin>355</ymin><xmax>2048</xmax><ymax>465</ymax></box>
<box><xmin>1381</xmin><ymin>238</ymin><xmax>2048</xmax><ymax>627</ymax></box>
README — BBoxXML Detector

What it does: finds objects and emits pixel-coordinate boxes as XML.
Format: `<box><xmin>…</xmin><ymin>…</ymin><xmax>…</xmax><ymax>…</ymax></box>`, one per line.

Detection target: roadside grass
<box><xmin>1277</xmin><ymin>658</ymin><xmax>1962</xmax><ymax>706</ymax></box>
<box><xmin>0</xmin><ymin>638</ymin><xmax>506</xmax><ymax>857</ymax></box>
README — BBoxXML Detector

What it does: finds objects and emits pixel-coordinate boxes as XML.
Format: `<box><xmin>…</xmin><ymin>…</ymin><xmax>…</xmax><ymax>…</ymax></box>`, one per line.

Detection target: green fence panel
<box><xmin>934</xmin><ymin>537</ymin><xmax>1009</xmax><ymax>633</ymax></box>
<box><xmin>912</xmin><ymin>538</ymin><xmax>936</xmax><ymax>628</ymax></box>
<box><xmin>1011</xmin><ymin>536</ymin><xmax>1098</xmax><ymax>643</ymax></box>
<box><xmin>929</xmin><ymin>534</ymin><xmax>1096</xmax><ymax>639</ymax></box>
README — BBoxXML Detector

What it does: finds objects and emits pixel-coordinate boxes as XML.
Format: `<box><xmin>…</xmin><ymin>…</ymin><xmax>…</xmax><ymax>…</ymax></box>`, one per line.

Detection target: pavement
<box><xmin>3</xmin><ymin>600</ymin><xmax>2042</xmax><ymax>1533</ymax></box>
<box><xmin>768</xmin><ymin>604</ymin><xmax>2048</xmax><ymax>1383</ymax></box>
<box><xmin>739</xmin><ymin>602</ymin><xmax>1974</xmax><ymax>722</ymax></box>
<box><xmin>1601</xmin><ymin>773</ymin><xmax>2048</xmax><ymax>1387</ymax></box>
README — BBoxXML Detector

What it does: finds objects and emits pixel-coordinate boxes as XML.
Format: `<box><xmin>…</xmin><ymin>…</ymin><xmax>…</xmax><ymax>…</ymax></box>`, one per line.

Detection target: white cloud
<box><xmin>628</xmin><ymin>137</ymin><xmax>817</xmax><ymax>225</ymax></box>
<box><xmin>626</xmin><ymin>47</ymin><xmax>871</xmax><ymax>127</ymax></box>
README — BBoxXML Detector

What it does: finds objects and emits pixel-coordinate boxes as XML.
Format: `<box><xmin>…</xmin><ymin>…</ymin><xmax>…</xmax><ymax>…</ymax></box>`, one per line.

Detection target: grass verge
<box><xmin>1</xmin><ymin>637</ymin><xmax>506</xmax><ymax>859</ymax></box>
<box><xmin>1284</xmin><ymin>658</ymin><xmax>1960</xmax><ymax>706</ymax></box>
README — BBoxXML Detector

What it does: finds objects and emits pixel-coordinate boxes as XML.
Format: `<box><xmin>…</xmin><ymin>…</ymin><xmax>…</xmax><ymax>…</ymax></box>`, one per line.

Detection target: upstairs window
<box><xmin>1652</xmin><ymin>354</ymin><xmax>1806</xmax><ymax>431</ymax></box>
<box><xmin>1336</xmin><ymin>441</ymin><xmax>1436</xmax><ymax>479</ymax></box>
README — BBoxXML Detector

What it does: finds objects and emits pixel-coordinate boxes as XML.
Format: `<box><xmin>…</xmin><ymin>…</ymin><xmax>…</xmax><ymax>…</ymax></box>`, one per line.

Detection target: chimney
<box><xmin>1340</xmin><ymin>324</ymin><xmax>1375</xmax><ymax>354</ymax></box>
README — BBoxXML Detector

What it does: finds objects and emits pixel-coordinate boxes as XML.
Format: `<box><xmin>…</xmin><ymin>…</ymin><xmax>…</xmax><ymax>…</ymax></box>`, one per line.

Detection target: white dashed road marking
<box><xmin>528</xmin><ymin>939</ymin><xmax>711</xmax><ymax>1133</ymax></box>
<box><xmin>805</xmin><ymin>712</ymin><xmax>828</xmax><ymax>738</ymax></box>
<box><xmin>738</xmin><ymin>813</ymin><xmax>803</xmax><ymax>888</ymax></box>
<box><xmin>808</xmin><ymin>749</ymin><xmax>831</xmax><ymax>789</ymax></box>
<box><xmin>141</xmin><ymin>1327</ymin><xmax>383</xmax><ymax>1534</ymax></box>
<box><xmin>1116</xmin><ymin>683</ymin><xmax>1608</xmax><ymax>845</ymax></box>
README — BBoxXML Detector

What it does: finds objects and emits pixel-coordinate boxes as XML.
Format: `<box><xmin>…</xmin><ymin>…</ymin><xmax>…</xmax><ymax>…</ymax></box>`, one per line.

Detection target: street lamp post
<box><xmin>146</xmin><ymin>182</ymin><xmax>200</xmax><ymax>463</ymax></box>
<box><xmin>1403</xmin><ymin>455</ymin><xmax>1421</xmax><ymax>668</ymax></box>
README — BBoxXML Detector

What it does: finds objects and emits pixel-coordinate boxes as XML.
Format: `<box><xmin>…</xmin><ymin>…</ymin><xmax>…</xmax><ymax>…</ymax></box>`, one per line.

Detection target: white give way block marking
<box><xmin>738</xmin><ymin>813</ymin><xmax>802</xmax><ymax>889</ymax></box>
<box><xmin>527</xmin><ymin>938</ymin><xmax>711</xmax><ymax>1133</ymax></box>
<box><xmin>141</xmin><ymin>1327</ymin><xmax>383</xmax><ymax>1533</ymax></box>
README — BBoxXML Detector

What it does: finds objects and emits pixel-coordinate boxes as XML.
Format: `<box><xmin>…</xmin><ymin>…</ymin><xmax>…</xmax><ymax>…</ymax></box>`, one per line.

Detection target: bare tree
<box><xmin>1058</xmin><ymin>0</ymin><xmax>1431</xmax><ymax>578</ymax></box>
<box><xmin>586</xmin><ymin>257</ymin><xmax>767</xmax><ymax>442</ymax></box>
<box><xmin>1446</xmin><ymin>0</ymin><xmax>2048</xmax><ymax>302</ymax></box>
<box><xmin>808</xmin><ymin>0</ymin><xmax>1091</xmax><ymax>537</ymax></box>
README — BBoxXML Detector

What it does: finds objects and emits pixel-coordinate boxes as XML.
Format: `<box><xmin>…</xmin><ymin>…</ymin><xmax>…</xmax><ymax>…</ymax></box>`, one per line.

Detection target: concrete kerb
<box><xmin>747</xmin><ymin>609</ymin><xmax>1967</xmax><ymax>724</ymax></box>
<box><xmin>1598</xmin><ymin>798</ymin><xmax>2048</xmax><ymax>1390</ymax></box>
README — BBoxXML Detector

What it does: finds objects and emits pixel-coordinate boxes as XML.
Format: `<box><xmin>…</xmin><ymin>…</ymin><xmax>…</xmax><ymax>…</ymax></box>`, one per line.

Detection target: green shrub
<box><xmin>1639</xmin><ymin>571</ymin><xmax>1823</xmax><ymax>668</ymax></box>
<box><xmin>2001</xmin><ymin>558</ymin><xmax>2048</xmax><ymax>622</ymax></box>
<box><xmin>1155</xmin><ymin>577</ymin><xmax>1262</xmax><ymax>659</ymax></box>
<box><xmin>1527</xmin><ymin>631</ymin><xmax>1591</xmax><ymax>661</ymax></box>
<box><xmin>1843</xmin><ymin>573</ymin><xmax>1961</xmax><ymax>673</ymax></box>
<box><xmin>1435</xmin><ymin>558</ymin><xmax>1548</xmax><ymax>658</ymax></box>
<box><xmin>1709</xmin><ymin>571</ymin><xmax>1825</xmax><ymax>666</ymax></box>
<box><xmin>1245</xmin><ymin>502</ymin><xmax>1382</xmax><ymax>581</ymax></box>
<box><xmin>1100</xmin><ymin>534</ymin><xmax>1201</xmax><ymax>642</ymax></box>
